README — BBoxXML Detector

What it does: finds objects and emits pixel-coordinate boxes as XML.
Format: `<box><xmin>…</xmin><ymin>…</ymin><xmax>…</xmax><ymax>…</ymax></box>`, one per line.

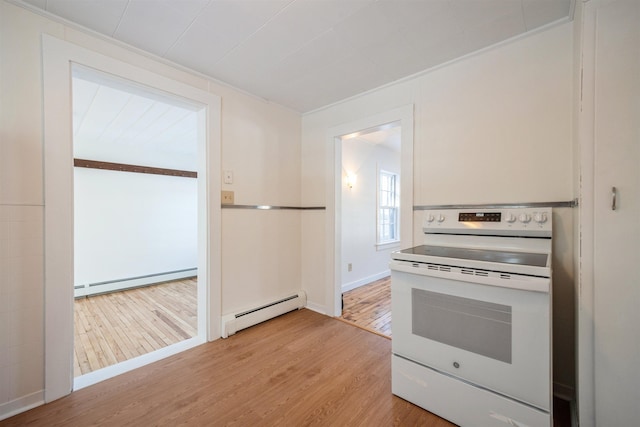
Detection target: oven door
<box><xmin>390</xmin><ymin>260</ymin><xmax>551</xmax><ymax>411</ymax></box>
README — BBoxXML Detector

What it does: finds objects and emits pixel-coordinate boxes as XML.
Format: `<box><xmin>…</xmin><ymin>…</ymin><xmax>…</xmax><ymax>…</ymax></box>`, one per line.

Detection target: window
<box><xmin>378</xmin><ymin>170</ymin><xmax>399</xmax><ymax>244</ymax></box>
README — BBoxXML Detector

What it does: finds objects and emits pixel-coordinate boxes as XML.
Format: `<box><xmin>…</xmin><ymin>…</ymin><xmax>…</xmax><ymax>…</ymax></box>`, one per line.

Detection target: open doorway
<box><xmin>339</xmin><ymin>124</ymin><xmax>401</xmax><ymax>337</ymax></box>
<box><xmin>326</xmin><ymin>105</ymin><xmax>413</xmax><ymax>334</ymax></box>
<box><xmin>42</xmin><ymin>36</ymin><xmax>221</xmax><ymax>402</ymax></box>
<box><xmin>71</xmin><ymin>66</ymin><xmax>200</xmax><ymax>380</ymax></box>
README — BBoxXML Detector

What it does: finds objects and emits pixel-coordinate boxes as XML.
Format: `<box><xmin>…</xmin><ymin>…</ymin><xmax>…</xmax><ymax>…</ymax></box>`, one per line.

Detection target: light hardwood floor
<box><xmin>6</xmin><ymin>303</ymin><xmax>572</xmax><ymax>426</ymax></box>
<box><xmin>341</xmin><ymin>276</ymin><xmax>391</xmax><ymax>337</ymax></box>
<box><xmin>74</xmin><ymin>278</ymin><xmax>197</xmax><ymax>376</ymax></box>
<box><xmin>2</xmin><ymin>309</ymin><xmax>455</xmax><ymax>427</ymax></box>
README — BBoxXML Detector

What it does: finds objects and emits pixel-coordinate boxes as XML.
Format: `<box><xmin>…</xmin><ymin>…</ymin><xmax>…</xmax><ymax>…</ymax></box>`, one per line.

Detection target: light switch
<box><xmin>223</xmin><ymin>170</ymin><xmax>233</xmax><ymax>184</ymax></box>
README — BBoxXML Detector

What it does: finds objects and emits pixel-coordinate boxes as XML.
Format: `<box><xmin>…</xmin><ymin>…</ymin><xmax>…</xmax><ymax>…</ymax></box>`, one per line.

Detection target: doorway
<box><xmin>42</xmin><ymin>35</ymin><xmax>222</xmax><ymax>402</ymax></box>
<box><xmin>339</xmin><ymin>124</ymin><xmax>401</xmax><ymax>336</ymax></box>
<box><xmin>326</xmin><ymin>105</ymin><xmax>414</xmax><ymax>320</ymax></box>
<box><xmin>71</xmin><ymin>66</ymin><xmax>200</xmax><ymax>381</ymax></box>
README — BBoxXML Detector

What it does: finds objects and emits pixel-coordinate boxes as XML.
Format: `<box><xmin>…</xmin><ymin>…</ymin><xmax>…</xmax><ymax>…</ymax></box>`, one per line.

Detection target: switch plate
<box><xmin>223</xmin><ymin>170</ymin><xmax>233</xmax><ymax>184</ymax></box>
<box><xmin>221</xmin><ymin>190</ymin><xmax>234</xmax><ymax>205</ymax></box>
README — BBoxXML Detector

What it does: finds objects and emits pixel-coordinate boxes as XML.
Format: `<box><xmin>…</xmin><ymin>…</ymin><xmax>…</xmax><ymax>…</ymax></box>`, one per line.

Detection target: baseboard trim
<box><xmin>74</xmin><ymin>336</ymin><xmax>205</xmax><ymax>391</ymax></box>
<box><xmin>342</xmin><ymin>270</ymin><xmax>390</xmax><ymax>293</ymax></box>
<box><xmin>0</xmin><ymin>390</ymin><xmax>44</xmax><ymax>421</ymax></box>
<box><xmin>304</xmin><ymin>302</ymin><xmax>327</xmax><ymax>316</ymax></box>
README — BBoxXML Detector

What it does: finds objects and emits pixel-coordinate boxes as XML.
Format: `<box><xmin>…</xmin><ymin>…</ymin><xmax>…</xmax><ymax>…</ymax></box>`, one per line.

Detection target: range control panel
<box><xmin>423</xmin><ymin>207</ymin><xmax>552</xmax><ymax>237</ymax></box>
<box><xmin>458</xmin><ymin>212</ymin><xmax>501</xmax><ymax>222</ymax></box>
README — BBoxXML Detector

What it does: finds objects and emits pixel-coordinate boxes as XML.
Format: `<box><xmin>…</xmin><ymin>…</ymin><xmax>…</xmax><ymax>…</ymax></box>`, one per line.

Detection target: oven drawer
<box><xmin>392</xmin><ymin>355</ymin><xmax>551</xmax><ymax>427</ymax></box>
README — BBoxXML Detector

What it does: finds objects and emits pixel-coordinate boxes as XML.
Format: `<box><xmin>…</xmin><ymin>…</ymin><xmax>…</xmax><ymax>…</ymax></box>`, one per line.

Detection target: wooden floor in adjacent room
<box><xmin>2</xmin><ymin>309</ymin><xmax>455</xmax><ymax>427</ymax></box>
<box><xmin>74</xmin><ymin>277</ymin><xmax>197</xmax><ymax>376</ymax></box>
<box><xmin>341</xmin><ymin>276</ymin><xmax>391</xmax><ymax>337</ymax></box>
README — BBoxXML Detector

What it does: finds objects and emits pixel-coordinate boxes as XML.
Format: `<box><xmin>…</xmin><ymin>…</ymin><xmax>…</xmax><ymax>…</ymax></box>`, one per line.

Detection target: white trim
<box><xmin>326</xmin><ymin>105</ymin><xmax>414</xmax><ymax>316</ymax></box>
<box><xmin>0</xmin><ymin>392</ymin><xmax>44</xmax><ymax>422</ymax></box>
<box><xmin>303</xmin><ymin>302</ymin><xmax>328</xmax><ymax>316</ymax></box>
<box><xmin>375</xmin><ymin>241</ymin><xmax>401</xmax><ymax>251</ymax></box>
<box><xmin>74</xmin><ymin>337</ymin><xmax>204</xmax><ymax>390</ymax></box>
<box><xmin>342</xmin><ymin>270</ymin><xmax>390</xmax><ymax>293</ymax></box>
<box><xmin>42</xmin><ymin>35</ymin><xmax>222</xmax><ymax>403</ymax></box>
<box><xmin>577</xmin><ymin>2</ymin><xmax>596</xmax><ymax>426</ymax></box>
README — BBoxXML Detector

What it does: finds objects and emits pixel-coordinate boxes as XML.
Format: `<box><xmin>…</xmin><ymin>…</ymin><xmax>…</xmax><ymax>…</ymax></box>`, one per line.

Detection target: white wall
<box><xmin>341</xmin><ymin>139</ymin><xmax>400</xmax><ymax>291</ymax></box>
<box><xmin>74</xmin><ymin>168</ymin><xmax>198</xmax><ymax>292</ymax></box>
<box><xmin>218</xmin><ymin>82</ymin><xmax>301</xmax><ymax>315</ymax></box>
<box><xmin>302</xmin><ymin>22</ymin><xmax>575</xmax><ymax>394</ymax></box>
<box><xmin>0</xmin><ymin>0</ymin><xmax>301</xmax><ymax>418</ymax></box>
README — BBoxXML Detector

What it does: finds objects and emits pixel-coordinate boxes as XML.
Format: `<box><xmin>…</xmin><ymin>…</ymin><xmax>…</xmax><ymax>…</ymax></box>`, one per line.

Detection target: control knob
<box><xmin>426</xmin><ymin>214</ymin><xmax>435</xmax><ymax>223</ymax></box>
<box><xmin>504</xmin><ymin>212</ymin><xmax>517</xmax><ymax>223</ymax></box>
<box><xmin>437</xmin><ymin>214</ymin><xmax>446</xmax><ymax>223</ymax></box>
<box><xmin>519</xmin><ymin>213</ymin><xmax>531</xmax><ymax>223</ymax></box>
<box><xmin>534</xmin><ymin>212</ymin><xmax>548</xmax><ymax>224</ymax></box>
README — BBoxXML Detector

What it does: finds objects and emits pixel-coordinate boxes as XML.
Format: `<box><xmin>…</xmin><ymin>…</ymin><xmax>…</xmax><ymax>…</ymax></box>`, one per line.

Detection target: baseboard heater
<box><xmin>74</xmin><ymin>268</ymin><xmax>197</xmax><ymax>298</ymax></box>
<box><xmin>221</xmin><ymin>291</ymin><xmax>307</xmax><ymax>338</ymax></box>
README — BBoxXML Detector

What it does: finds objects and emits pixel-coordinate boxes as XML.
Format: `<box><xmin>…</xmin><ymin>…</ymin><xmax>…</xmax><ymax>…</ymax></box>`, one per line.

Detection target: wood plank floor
<box><xmin>74</xmin><ymin>278</ymin><xmax>197</xmax><ymax>376</ymax></box>
<box><xmin>341</xmin><ymin>276</ymin><xmax>391</xmax><ymax>337</ymax></box>
<box><xmin>2</xmin><ymin>309</ymin><xmax>456</xmax><ymax>427</ymax></box>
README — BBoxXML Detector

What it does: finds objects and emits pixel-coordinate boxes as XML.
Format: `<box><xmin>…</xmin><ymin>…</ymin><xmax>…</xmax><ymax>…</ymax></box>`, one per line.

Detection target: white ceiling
<box><xmin>21</xmin><ymin>0</ymin><xmax>573</xmax><ymax>113</ymax></box>
<box><xmin>72</xmin><ymin>67</ymin><xmax>198</xmax><ymax>171</ymax></box>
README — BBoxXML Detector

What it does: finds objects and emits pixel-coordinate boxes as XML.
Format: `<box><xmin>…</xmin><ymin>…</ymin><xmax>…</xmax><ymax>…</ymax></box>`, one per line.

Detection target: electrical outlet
<box><xmin>348</xmin><ymin>263</ymin><xmax>352</xmax><ymax>272</ymax></box>
<box><xmin>221</xmin><ymin>190</ymin><xmax>234</xmax><ymax>205</ymax></box>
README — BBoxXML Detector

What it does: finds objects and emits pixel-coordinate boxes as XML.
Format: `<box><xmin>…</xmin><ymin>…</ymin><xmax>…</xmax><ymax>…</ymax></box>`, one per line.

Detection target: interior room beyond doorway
<box><xmin>339</xmin><ymin>123</ymin><xmax>400</xmax><ymax>337</ymax></box>
<box><xmin>71</xmin><ymin>65</ymin><xmax>202</xmax><ymax>382</ymax></box>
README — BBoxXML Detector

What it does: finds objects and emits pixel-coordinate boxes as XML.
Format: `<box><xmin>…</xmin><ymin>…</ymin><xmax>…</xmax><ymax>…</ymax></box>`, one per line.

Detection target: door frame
<box><xmin>42</xmin><ymin>35</ymin><xmax>222</xmax><ymax>401</ymax></box>
<box><xmin>578</xmin><ymin>1</ymin><xmax>640</xmax><ymax>425</ymax></box>
<box><xmin>577</xmin><ymin>1</ymin><xmax>596</xmax><ymax>424</ymax></box>
<box><xmin>325</xmin><ymin>105</ymin><xmax>414</xmax><ymax>316</ymax></box>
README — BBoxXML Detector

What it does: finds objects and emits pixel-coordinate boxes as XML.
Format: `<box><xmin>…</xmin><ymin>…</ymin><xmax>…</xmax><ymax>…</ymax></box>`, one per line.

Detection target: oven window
<box><xmin>411</xmin><ymin>288</ymin><xmax>512</xmax><ymax>363</ymax></box>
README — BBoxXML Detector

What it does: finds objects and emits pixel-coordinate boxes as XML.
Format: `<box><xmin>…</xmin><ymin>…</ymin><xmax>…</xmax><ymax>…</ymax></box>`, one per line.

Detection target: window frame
<box><xmin>377</xmin><ymin>169</ymin><xmax>400</xmax><ymax>246</ymax></box>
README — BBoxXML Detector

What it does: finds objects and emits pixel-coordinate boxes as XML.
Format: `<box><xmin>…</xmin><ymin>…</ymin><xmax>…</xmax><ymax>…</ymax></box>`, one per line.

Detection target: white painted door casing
<box><xmin>580</xmin><ymin>0</ymin><xmax>640</xmax><ymax>425</ymax></box>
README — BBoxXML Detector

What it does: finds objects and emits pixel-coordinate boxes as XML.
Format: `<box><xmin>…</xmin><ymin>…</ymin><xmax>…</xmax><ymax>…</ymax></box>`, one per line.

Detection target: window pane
<box><xmin>377</xmin><ymin>170</ymin><xmax>399</xmax><ymax>244</ymax></box>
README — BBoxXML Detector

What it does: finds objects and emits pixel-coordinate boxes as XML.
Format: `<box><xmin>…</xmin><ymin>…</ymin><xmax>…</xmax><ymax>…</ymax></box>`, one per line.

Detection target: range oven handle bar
<box><xmin>389</xmin><ymin>260</ymin><xmax>550</xmax><ymax>293</ymax></box>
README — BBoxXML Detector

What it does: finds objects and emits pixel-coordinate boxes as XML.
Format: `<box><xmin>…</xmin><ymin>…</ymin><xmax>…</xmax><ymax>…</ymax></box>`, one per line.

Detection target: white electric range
<box><xmin>390</xmin><ymin>207</ymin><xmax>553</xmax><ymax>427</ymax></box>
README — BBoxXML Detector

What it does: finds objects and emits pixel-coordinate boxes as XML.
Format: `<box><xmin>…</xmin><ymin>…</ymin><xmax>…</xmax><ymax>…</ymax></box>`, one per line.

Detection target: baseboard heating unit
<box><xmin>221</xmin><ymin>291</ymin><xmax>307</xmax><ymax>338</ymax></box>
